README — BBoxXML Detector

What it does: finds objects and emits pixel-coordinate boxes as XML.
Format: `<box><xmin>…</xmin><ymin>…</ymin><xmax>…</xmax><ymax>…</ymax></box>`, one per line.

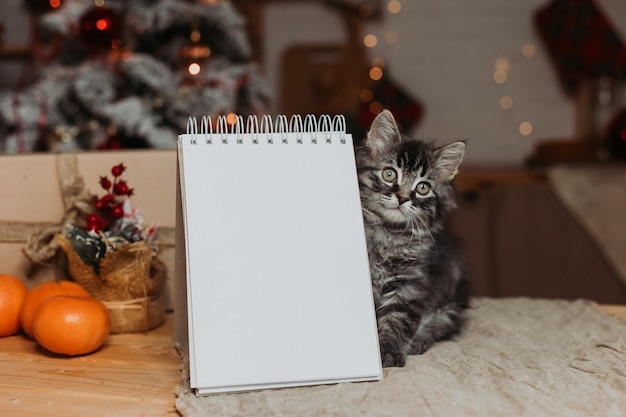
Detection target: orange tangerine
<box><xmin>32</xmin><ymin>295</ymin><xmax>110</xmax><ymax>356</ymax></box>
<box><xmin>20</xmin><ymin>280</ymin><xmax>89</xmax><ymax>337</ymax></box>
<box><xmin>0</xmin><ymin>274</ymin><xmax>28</xmax><ymax>337</ymax></box>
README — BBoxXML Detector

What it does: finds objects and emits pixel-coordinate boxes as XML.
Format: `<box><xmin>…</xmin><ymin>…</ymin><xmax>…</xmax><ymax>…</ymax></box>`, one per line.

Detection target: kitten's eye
<box><xmin>415</xmin><ymin>181</ymin><xmax>431</xmax><ymax>195</ymax></box>
<box><xmin>381</xmin><ymin>168</ymin><xmax>398</xmax><ymax>183</ymax></box>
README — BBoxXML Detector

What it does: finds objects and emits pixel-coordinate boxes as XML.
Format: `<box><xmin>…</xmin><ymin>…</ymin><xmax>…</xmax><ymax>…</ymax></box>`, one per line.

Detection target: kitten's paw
<box><xmin>382</xmin><ymin>351</ymin><xmax>406</xmax><ymax>368</ymax></box>
<box><xmin>407</xmin><ymin>340</ymin><xmax>434</xmax><ymax>355</ymax></box>
<box><xmin>379</xmin><ymin>336</ymin><xmax>407</xmax><ymax>367</ymax></box>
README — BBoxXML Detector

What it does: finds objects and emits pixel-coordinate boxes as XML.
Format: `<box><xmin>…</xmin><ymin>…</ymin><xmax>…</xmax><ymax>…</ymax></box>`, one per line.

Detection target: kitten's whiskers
<box><xmin>405</xmin><ymin>217</ymin><xmax>417</xmax><ymax>247</ymax></box>
<box><xmin>415</xmin><ymin>213</ymin><xmax>434</xmax><ymax>243</ymax></box>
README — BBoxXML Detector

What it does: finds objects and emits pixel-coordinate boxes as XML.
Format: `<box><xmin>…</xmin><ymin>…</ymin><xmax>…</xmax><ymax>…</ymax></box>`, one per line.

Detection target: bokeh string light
<box><xmin>519</xmin><ymin>121</ymin><xmax>533</xmax><ymax>136</ymax></box>
<box><xmin>188</xmin><ymin>62</ymin><xmax>201</xmax><ymax>75</ymax></box>
<box><xmin>521</xmin><ymin>43</ymin><xmax>536</xmax><ymax>58</ymax></box>
<box><xmin>369</xmin><ymin>66</ymin><xmax>383</xmax><ymax>81</ymax></box>
<box><xmin>183</xmin><ymin>21</ymin><xmax>211</xmax><ymax>76</ymax></box>
<box><xmin>363</xmin><ymin>34</ymin><xmax>378</xmax><ymax>48</ymax></box>
<box><xmin>499</xmin><ymin>96</ymin><xmax>513</xmax><ymax>110</ymax></box>
<box><xmin>387</xmin><ymin>0</ymin><xmax>401</xmax><ymax>14</ymax></box>
<box><xmin>494</xmin><ymin>43</ymin><xmax>538</xmax><ymax>138</ymax></box>
<box><xmin>360</xmin><ymin>0</ymin><xmax>402</xmax><ymax>113</ymax></box>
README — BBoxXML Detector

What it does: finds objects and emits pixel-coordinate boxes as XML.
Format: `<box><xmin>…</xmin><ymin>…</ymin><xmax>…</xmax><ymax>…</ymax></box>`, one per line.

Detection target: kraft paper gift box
<box><xmin>0</xmin><ymin>150</ymin><xmax>177</xmax><ymax>311</ymax></box>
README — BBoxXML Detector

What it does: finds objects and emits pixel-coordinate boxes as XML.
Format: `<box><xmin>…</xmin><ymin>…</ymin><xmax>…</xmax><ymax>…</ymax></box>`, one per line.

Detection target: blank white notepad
<box><xmin>176</xmin><ymin>114</ymin><xmax>381</xmax><ymax>395</ymax></box>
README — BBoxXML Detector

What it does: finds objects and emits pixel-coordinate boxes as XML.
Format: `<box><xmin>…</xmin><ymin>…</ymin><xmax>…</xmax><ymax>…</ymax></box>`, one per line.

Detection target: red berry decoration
<box><xmin>88</xmin><ymin>163</ymin><xmax>135</xmax><ymax>233</ymax></box>
<box><xmin>99</xmin><ymin>176</ymin><xmax>112</xmax><ymax>190</ymax></box>
<box><xmin>86</xmin><ymin>213</ymin><xmax>102</xmax><ymax>232</ymax></box>
<box><xmin>86</xmin><ymin>213</ymin><xmax>100</xmax><ymax>224</ymax></box>
<box><xmin>113</xmin><ymin>180</ymin><xmax>129</xmax><ymax>196</ymax></box>
<box><xmin>111</xmin><ymin>163</ymin><xmax>126</xmax><ymax>177</ymax></box>
<box><xmin>111</xmin><ymin>205</ymin><xmax>124</xmax><ymax>219</ymax></box>
<box><xmin>100</xmin><ymin>194</ymin><xmax>114</xmax><ymax>206</ymax></box>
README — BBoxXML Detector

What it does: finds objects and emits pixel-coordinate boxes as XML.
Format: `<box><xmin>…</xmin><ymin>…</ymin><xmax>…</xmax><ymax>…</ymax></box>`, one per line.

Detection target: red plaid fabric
<box><xmin>534</xmin><ymin>0</ymin><xmax>626</xmax><ymax>95</ymax></box>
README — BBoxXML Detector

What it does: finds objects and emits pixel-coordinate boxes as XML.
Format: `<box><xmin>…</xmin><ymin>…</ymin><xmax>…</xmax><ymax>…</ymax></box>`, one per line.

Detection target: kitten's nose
<box><xmin>397</xmin><ymin>194</ymin><xmax>410</xmax><ymax>205</ymax></box>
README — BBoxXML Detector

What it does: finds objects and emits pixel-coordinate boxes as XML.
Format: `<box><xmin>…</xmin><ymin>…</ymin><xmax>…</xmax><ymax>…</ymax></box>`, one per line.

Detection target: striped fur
<box><xmin>356</xmin><ymin>110</ymin><xmax>470</xmax><ymax>367</ymax></box>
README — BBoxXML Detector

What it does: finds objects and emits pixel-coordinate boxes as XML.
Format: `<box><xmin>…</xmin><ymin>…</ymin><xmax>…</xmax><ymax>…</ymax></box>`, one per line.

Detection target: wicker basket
<box><xmin>54</xmin><ymin>233</ymin><xmax>166</xmax><ymax>334</ymax></box>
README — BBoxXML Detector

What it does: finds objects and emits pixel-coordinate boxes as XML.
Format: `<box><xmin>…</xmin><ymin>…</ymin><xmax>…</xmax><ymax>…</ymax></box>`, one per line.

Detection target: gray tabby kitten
<box><xmin>356</xmin><ymin>110</ymin><xmax>470</xmax><ymax>368</ymax></box>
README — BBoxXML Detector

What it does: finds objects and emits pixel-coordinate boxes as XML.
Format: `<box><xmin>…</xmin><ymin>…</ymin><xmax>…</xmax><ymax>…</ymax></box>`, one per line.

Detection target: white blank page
<box><xmin>178</xmin><ymin>131</ymin><xmax>381</xmax><ymax>394</ymax></box>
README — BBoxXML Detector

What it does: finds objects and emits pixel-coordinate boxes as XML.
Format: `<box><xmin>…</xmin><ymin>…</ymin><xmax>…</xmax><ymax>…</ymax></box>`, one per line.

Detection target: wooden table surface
<box><xmin>0</xmin><ymin>314</ymin><xmax>180</xmax><ymax>417</ymax></box>
<box><xmin>1</xmin><ymin>306</ymin><xmax>625</xmax><ymax>416</ymax></box>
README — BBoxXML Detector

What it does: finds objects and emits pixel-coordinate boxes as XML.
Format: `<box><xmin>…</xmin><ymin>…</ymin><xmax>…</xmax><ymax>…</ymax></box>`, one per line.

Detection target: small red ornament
<box><xmin>79</xmin><ymin>6</ymin><xmax>123</xmax><ymax>51</ymax></box>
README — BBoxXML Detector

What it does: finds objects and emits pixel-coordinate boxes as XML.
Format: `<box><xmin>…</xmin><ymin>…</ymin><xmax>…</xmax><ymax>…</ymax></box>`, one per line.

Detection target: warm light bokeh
<box><xmin>519</xmin><ymin>122</ymin><xmax>533</xmax><ymax>136</ymax></box>
<box><xmin>499</xmin><ymin>96</ymin><xmax>513</xmax><ymax>110</ymax></box>
<box><xmin>188</xmin><ymin>63</ymin><xmax>201</xmax><ymax>75</ymax></box>
<box><xmin>364</xmin><ymin>34</ymin><xmax>378</xmax><ymax>48</ymax></box>
<box><xmin>387</xmin><ymin>0</ymin><xmax>402</xmax><ymax>14</ymax></box>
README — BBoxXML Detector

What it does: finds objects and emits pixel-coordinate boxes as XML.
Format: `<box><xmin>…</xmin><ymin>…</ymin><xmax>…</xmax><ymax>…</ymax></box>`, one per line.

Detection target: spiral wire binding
<box><xmin>261</xmin><ymin>114</ymin><xmax>273</xmax><ymax>144</ymax></box>
<box><xmin>290</xmin><ymin>114</ymin><xmax>304</xmax><ymax>144</ymax></box>
<box><xmin>320</xmin><ymin>114</ymin><xmax>332</xmax><ymax>144</ymax></box>
<box><xmin>232</xmin><ymin>115</ymin><xmax>244</xmax><ymax>144</ymax></box>
<box><xmin>247</xmin><ymin>115</ymin><xmax>259</xmax><ymax>144</ymax></box>
<box><xmin>304</xmin><ymin>114</ymin><xmax>317</xmax><ymax>144</ymax></box>
<box><xmin>187</xmin><ymin>117</ymin><xmax>198</xmax><ymax>144</ymax></box>
<box><xmin>200</xmin><ymin>116</ymin><xmax>212</xmax><ymax>144</ymax></box>
<box><xmin>276</xmin><ymin>114</ymin><xmax>289</xmax><ymax>144</ymax></box>
<box><xmin>186</xmin><ymin>114</ymin><xmax>347</xmax><ymax>145</ymax></box>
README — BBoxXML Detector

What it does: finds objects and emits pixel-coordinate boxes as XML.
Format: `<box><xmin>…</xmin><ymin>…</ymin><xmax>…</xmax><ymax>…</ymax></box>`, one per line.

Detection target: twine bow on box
<box><xmin>0</xmin><ymin>153</ymin><xmax>174</xmax><ymax>334</ymax></box>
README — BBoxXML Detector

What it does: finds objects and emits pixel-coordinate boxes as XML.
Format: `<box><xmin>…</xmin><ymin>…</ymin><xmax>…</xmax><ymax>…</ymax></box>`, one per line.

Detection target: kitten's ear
<box><xmin>365</xmin><ymin>110</ymin><xmax>401</xmax><ymax>154</ymax></box>
<box><xmin>433</xmin><ymin>141</ymin><xmax>465</xmax><ymax>182</ymax></box>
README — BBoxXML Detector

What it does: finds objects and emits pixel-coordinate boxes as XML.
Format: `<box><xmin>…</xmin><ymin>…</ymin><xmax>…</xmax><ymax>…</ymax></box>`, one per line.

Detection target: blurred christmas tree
<box><xmin>0</xmin><ymin>0</ymin><xmax>271</xmax><ymax>153</ymax></box>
